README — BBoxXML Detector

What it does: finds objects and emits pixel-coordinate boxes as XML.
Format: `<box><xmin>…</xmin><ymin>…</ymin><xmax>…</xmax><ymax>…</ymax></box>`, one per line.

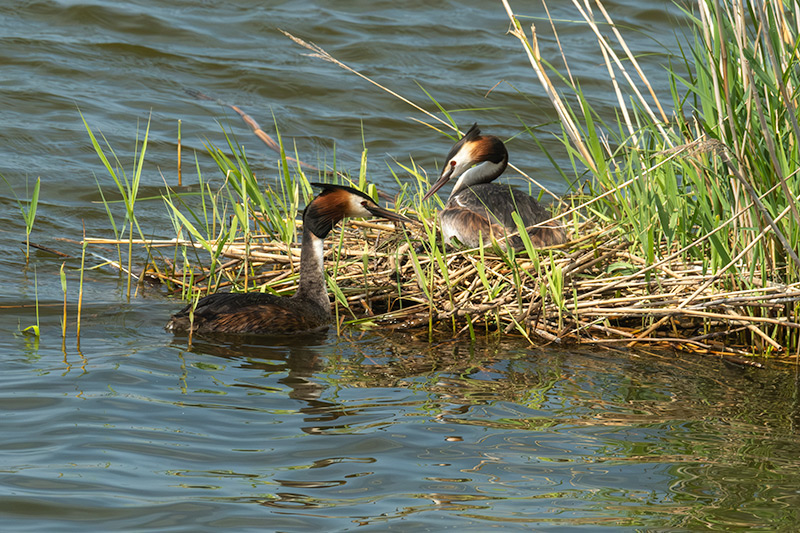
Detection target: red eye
<box><xmin>450</xmin><ymin>161</ymin><xmax>456</xmax><ymax>167</ymax></box>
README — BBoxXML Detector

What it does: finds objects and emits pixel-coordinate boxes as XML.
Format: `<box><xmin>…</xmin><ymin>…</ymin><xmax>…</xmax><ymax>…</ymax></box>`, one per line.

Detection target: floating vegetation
<box><xmin>71</xmin><ymin>0</ymin><xmax>800</xmax><ymax>363</ymax></box>
<box><xmin>85</xmin><ymin>203</ymin><xmax>800</xmax><ymax>361</ymax></box>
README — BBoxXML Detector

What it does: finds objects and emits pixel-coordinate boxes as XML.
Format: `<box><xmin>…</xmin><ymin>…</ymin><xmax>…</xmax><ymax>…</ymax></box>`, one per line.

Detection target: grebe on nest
<box><xmin>166</xmin><ymin>183</ymin><xmax>414</xmax><ymax>335</ymax></box>
<box><xmin>422</xmin><ymin>124</ymin><xmax>566</xmax><ymax>249</ymax></box>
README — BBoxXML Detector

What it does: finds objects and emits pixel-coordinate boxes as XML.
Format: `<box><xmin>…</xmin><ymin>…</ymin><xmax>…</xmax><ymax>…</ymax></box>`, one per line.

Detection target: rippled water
<box><xmin>2</xmin><ymin>0</ymin><xmax>800</xmax><ymax>530</ymax></box>
<box><xmin>4</xmin><ymin>325</ymin><xmax>800</xmax><ymax>531</ymax></box>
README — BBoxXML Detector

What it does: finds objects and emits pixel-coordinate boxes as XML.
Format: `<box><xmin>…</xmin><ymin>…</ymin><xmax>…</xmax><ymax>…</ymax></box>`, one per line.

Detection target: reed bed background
<box><xmin>61</xmin><ymin>0</ymin><xmax>800</xmax><ymax>362</ymax></box>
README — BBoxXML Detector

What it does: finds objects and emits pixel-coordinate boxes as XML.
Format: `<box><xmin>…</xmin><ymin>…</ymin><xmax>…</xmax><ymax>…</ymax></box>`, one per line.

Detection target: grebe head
<box><xmin>422</xmin><ymin>123</ymin><xmax>509</xmax><ymax>202</ymax></box>
<box><xmin>304</xmin><ymin>182</ymin><xmax>415</xmax><ymax>238</ymax></box>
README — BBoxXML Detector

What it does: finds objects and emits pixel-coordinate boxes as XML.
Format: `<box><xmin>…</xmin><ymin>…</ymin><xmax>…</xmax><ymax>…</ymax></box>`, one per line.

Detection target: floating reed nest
<box><xmin>95</xmin><ymin>209</ymin><xmax>800</xmax><ymax>365</ymax></box>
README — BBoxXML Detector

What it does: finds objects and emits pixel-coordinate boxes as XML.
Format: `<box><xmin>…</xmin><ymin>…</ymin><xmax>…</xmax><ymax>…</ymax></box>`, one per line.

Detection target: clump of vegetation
<box><xmin>73</xmin><ymin>0</ymin><xmax>800</xmax><ymax>362</ymax></box>
<box><xmin>491</xmin><ymin>0</ymin><xmax>800</xmax><ymax>358</ymax></box>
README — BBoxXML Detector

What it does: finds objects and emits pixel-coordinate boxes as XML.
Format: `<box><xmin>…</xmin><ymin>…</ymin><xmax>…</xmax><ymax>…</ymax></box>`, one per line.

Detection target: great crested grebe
<box><xmin>422</xmin><ymin>124</ymin><xmax>566</xmax><ymax>249</ymax></box>
<box><xmin>166</xmin><ymin>183</ymin><xmax>414</xmax><ymax>335</ymax></box>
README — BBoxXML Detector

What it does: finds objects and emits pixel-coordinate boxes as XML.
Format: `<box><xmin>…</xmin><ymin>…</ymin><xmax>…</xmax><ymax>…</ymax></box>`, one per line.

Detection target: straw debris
<box><xmin>88</xmin><ymin>202</ymin><xmax>800</xmax><ymax>362</ymax></box>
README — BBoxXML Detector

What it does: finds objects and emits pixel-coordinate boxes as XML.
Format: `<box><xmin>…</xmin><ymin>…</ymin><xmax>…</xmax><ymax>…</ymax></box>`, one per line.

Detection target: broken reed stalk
<box><xmin>185</xmin><ymin>87</ymin><xmax>334</xmax><ymax>177</ymax></box>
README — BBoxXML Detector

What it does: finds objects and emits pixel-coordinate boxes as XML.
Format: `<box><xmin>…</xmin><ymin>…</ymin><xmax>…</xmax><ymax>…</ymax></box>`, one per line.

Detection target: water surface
<box><xmin>2</xmin><ymin>0</ymin><xmax>800</xmax><ymax>530</ymax></box>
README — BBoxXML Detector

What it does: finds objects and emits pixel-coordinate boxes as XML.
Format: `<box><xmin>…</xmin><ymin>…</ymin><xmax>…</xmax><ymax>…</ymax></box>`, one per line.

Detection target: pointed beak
<box><xmin>422</xmin><ymin>164</ymin><xmax>455</xmax><ymax>202</ymax></box>
<box><xmin>364</xmin><ymin>204</ymin><xmax>418</xmax><ymax>225</ymax></box>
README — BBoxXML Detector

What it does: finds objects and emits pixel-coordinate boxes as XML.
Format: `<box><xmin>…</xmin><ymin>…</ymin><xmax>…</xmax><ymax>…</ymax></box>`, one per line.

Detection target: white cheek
<box><xmin>453</xmin><ymin>160</ymin><xmax>486</xmax><ymax>192</ymax></box>
<box><xmin>449</xmin><ymin>150</ymin><xmax>474</xmax><ymax>182</ymax></box>
<box><xmin>453</xmin><ymin>150</ymin><xmax>473</xmax><ymax>173</ymax></box>
<box><xmin>348</xmin><ymin>196</ymin><xmax>372</xmax><ymax>217</ymax></box>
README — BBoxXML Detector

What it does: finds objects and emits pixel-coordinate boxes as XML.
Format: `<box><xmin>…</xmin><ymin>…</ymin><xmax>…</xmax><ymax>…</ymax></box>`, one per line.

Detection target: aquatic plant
<box><xmin>3</xmin><ymin>175</ymin><xmax>40</xmax><ymax>261</ymax></box>
<box><xmin>21</xmin><ymin>266</ymin><xmax>40</xmax><ymax>339</ymax></box>
<box><xmin>74</xmin><ymin>0</ymin><xmax>800</xmax><ymax>362</ymax></box>
<box><xmin>82</xmin><ymin>112</ymin><xmax>150</xmax><ymax>299</ymax></box>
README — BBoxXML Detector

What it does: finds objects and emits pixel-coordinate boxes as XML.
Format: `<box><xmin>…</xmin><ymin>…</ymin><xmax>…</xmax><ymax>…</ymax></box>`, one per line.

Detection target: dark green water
<box><xmin>2</xmin><ymin>0</ymin><xmax>800</xmax><ymax>530</ymax></box>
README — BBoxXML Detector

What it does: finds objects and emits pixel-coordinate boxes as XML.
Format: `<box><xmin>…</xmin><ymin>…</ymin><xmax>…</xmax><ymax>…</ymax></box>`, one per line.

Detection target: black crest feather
<box><xmin>303</xmin><ymin>183</ymin><xmax>375</xmax><ymax>238</ymax></box>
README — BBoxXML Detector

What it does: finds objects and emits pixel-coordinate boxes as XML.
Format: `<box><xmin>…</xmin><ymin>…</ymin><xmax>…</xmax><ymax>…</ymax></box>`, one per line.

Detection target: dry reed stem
<box><xmin>591</xmin><ymin>0</ymin><xmax>669</xmax><ymax>123</ymax></box>
<box><xmin>280</xmin><ymin>29</ymin><xmax>566</xmax><ymax>206</ymax></box>
<box><xmin>92</xmin><ymin>204</ymin><xmax>800</xmax><ymax>360</ymax></box>
<box><xmin>501</xmin><ymin>0</ymin><xmax>597</xmax><ymax>173</ymax></box>
<box><xmin>568</xmin><ymin>0</ymin><xmax>670</xmax><ymax>140</ymax></box>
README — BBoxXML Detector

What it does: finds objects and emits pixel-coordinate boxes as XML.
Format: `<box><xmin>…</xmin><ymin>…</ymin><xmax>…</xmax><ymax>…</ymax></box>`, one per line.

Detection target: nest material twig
<box><xmin>92</xmin><ymin>212</ymin><xmax>800</xmax><ymax>361</ymax></box>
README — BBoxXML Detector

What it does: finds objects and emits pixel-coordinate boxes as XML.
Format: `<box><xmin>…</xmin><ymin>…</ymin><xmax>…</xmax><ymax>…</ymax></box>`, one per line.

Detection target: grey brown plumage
<box><xmin>168</xmin><ymin>291</ymin><xmax>328</xmax><ymax>335</ymax></box>
<box><xmin>423</xmin><ymin>124</ymin><xmax>566</xmax><ymax>249</ymax></box>
<box><xmin>166</xmin><ymin>183</ymin><xmax>414</xmax><ymax>335</ymax></box>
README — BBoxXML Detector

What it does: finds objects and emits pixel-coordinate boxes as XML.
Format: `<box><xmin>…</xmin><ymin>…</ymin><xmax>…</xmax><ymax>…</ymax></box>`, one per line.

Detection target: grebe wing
<box><xmin>452</xmin><ymin>184</ymin><xmax>566</xmax><ymax>248</ymax></box>
<box><xmin>457</xmin><ymin>184</ymin><xmax>547</xmax><ymax>226</ymax></box>
<box><xmin>440</xmin><ymin>204</ymin><xmax>510</xmax><ymax>249</ymax></box>
<box><xmin>500</xmin><ymin>189</ymin><xmax>567</xmax><ymax>247</ymax></box>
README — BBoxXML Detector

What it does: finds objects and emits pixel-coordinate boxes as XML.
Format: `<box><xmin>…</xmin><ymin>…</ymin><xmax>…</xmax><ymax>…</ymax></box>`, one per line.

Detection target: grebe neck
<box><xmin>450</xmin><ymin>158</ymin><xmax>507</xmax><ymax>199</ymax></box>
<box><xmin>292</xmin><ymin>226</ymin><xmax>331</xmax><ymax>314</ymax></box>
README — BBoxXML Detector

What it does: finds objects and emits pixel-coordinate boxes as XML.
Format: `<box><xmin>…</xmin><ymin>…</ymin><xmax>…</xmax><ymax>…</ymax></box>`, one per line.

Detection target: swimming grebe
<box><xmin>166</xmin><ymin>183</ymin><xmax>414</xmax><ymax>335</ymax></box>
<box><xmin>422</xmin><ymin>124</ymin><xmax>566</xmax><ymax>249</ymax></box>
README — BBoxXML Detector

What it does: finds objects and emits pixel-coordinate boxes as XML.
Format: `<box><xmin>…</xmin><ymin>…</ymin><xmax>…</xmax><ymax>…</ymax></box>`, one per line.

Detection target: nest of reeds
<box><xmin>115</xmin><ymin>204</ymin><xmax>800</xmax><ymax>363</ymax></box>
<box><xmin>76</xmin><ymin>1</ymin><xmax>800</xmax><ymax>366</ymax></box>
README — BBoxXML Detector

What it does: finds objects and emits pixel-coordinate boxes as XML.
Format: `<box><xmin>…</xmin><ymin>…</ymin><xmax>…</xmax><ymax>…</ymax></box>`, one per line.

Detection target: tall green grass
<box><xmin>497</xmin><ymin>0</ymin><xmax>800</xmax><ymax>350</ymax></box>
<box><xmin>82</xmin><ymin>112</ymin><xmax>150</xmax><ymax>299</ymax></box>
<box><xmin>162</xmin><ymin>127</ymin><xmax>313</xmax><ymax>301</ymax></box>
<box><xmin>508</xmin><ymin>1</ymin><xmax>797</xmax><ymax>276</ymax></box>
